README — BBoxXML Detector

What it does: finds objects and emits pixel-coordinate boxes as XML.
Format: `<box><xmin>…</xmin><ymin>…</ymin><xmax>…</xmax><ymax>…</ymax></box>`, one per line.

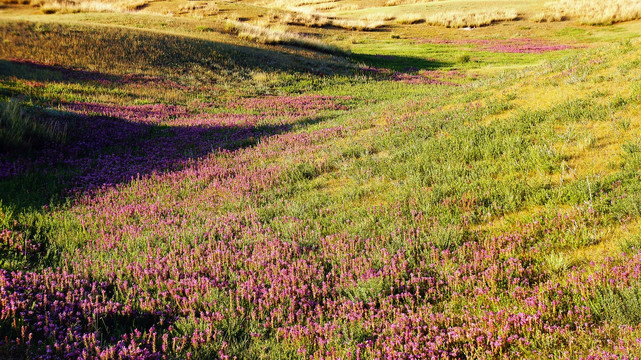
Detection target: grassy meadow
<box><xmin>1</xmin><ymin>0</ymin><xmax>641</xmax><ymax>358</ymax></box>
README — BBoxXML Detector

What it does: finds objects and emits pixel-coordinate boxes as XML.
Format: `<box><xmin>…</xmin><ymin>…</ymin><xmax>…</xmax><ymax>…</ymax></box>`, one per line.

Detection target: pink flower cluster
<box><xmin>4</xmin><ymin>202</ymin><xmax>640</xmax><ymax>358</ymax></box>
<box><xmin>2</xmin><ymin>54</ymin><xmax>638</xmax><ymax>359</ymax></box>
<box><xmin>0</xmin><ymin>95</ymin><xmax>351</xmax><ymax>193</ymax></box>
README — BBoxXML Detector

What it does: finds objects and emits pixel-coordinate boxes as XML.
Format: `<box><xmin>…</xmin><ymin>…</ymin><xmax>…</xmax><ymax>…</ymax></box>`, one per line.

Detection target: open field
<box><xmin>1</xmin><ymin>0</ymin><xmax>641</xmax><ymax>358</ymax></box>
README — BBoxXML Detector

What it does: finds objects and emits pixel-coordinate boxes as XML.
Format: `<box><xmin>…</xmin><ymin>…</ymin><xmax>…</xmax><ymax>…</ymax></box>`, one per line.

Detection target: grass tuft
<box><xmin>223</xmin><ymin>21</ymin><xmax>344</xmax><ymax>54</ymax></box>
<box><xmin>589</xmin><ymin>283</ymin><xmax>641</xmax><ymax>325</ymax></box>
<box><xmin>395</xmin><ymin>14</ymin><xmax>425</xmax><ymax>25</ymax></box>
<box><xmin>0</xmin><ymin>98</ymin><xmax>67</xmax><ymax>150</ymax></box>
<box><xmin>331</xmin><ymin>18</ymin><xmax>385</xmax><ymax>31</ymax></box>
<box><xmin>281</xmin><ymin>11</ymin><xmax>332</xmax><ymax>27</ymax></box>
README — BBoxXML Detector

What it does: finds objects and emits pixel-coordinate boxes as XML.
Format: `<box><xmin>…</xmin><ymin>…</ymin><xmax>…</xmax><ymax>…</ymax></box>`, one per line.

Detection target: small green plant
<box><xmin>545</xmin><ymin>252</ymin><xmax>572</xmax><ymax>273</ymax></box>
<box><xmin>458</xmin><ymin>54</ymin><xmax>471</xmax><ymax>63</ymax></box>
<box><xmin>618</xmin><ymin>118</ymin><xmax>631</xmax><ymax>130</ymax></box>
<box><xmin>622</xmin><ymin>139</ymin><xmax>641</xmax><ymax>172</ymax></box>
<box><xmin>588</xmin><ymin>283</ymin><xmax>641</xmax><ymax>325</ymax></box>
<box><xmin>619</xmin><ymin>235</ymin><xmax>641</xmax><ymax>254</ymax></box>
<box><xmin>195</xmin><ymin>25</ymin><xmax>213</xmax><ymax>32</ymax></box>
<box><xmin>282</xmin><ymin>162</ymin><xmax>320</xmax><ymax>183</ymax></box>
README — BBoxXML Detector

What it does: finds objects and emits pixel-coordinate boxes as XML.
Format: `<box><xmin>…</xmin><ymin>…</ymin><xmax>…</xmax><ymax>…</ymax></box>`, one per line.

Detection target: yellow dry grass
<box><xmin>177</xmin><ymin>1</ymin><xmax>218</xmax><ymax>16</ymax></box>
<box><xmin>223</xmin><ymin>20</ymin><xmax>341</xmax><ymax>52</ymax></box>
<box><xmin>395</xmin><ymin>13</ymin><xmax>424</xmax><ymax>24</ymax></box>
<box><xmin>424</xmin><ymin>8</ymin><xmax>518</xmax><ymax>28</ymax></box>
<box><xmin>384</xmin><ymin>0</ymin><xmax>433</xmax><ymax>6</ymax></box>
<box><xmin>272</xmin><ymin>9</ymin><xmax>385</xmax><ymax>30</ymax></box>
<box><xmin>31</xmin><ymin>0</ymin><xmax>150</xmax><ymax>13</ymax></box>
<box><xmin>280</xmin><ymin>11</ymin><xmax>332</xmax><ymax>27</ymax></box>
<box><xmin>530</xmin><ymin>11</ymin><xmax>565</xmax><ymax>22</ymax></box>
<box><xmin>258</xmin><ymin>0</ymin><xmax>340</xmax><ymax>12</ymax></box>
<box><xmin>331</xmin><ymin>18</ymin><xmax>385</xmax><ymax>30</ymax></box>
<box><xmin>545</xmin><ymin>0</ymin><xmax>641</xmax><ymax>25</ymax></box>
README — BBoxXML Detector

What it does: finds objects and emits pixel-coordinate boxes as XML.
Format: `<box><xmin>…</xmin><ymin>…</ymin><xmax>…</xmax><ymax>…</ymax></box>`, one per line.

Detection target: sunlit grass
<box><xmin>1</xmin><ymin>6</ymin><xmax>641</xmax><ymax>359</ymax></box>
<box><xmin>30</xmin><ymin>0</ymin><xmax>151</xmax><ymax>14</ymax></box>
<box><xmin>546</xmin><ymin>0</ymin><xmax>641</xmax><ymax>25</ymax></box>
<box><xmin>424</xmin><ymin>8</ymin><xmax>519</xmax><ymax>28</ymax></box>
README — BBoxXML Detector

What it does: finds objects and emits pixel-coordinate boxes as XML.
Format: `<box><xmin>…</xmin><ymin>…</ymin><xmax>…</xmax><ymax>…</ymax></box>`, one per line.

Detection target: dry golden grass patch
<box><xmin>223</xmin><ymin>20</ymin><xmax>342</xmax><ymax>53</ymax></box>
<box><xmin>31</xmin><ymin>0</ymin><xmax>150</xmax><ymax>13</ymax></box>
<box><xmin>424</xmin><ymin>8</ymin><xmax>518</xmax><ymax>28</ymax></box>
<box><xmin>385</xmin><ymin>0</ymin><xmax>433</xmax><ymax>6</ymax></box>
<box><xmin>545</xmin><ymin>0</ymin><xmax>641</xmax><ymax>25</ymax></box>
<box><xmin>271</xmin><ymin>9</ymin><xmax>385</xmax><ymax>30</ymax></box>
<box><xmin>281</xmin><ymin>11</ymin><xmax>332</xmax><ymax>27</ymax></box>
<box><xmin>530</xmin><ymin>11</ymin><xmax>565</xmax><ymax>23</ymax></box>
<box><xmin>331</xmin><ymin>18</ymin><xmax>385</xmax><ymax>30</ymax></box>
<box><xmin>260</xmin><ymin>0</ymin><xmax>340</xmax><ymax>12</ymax></box>
<box><xmin>395</xmin><ymin>13</ymin><xmax>424</xmax><ymax>24</ymax></box>
<box><xmin>177</xmin><ymin>1</ymin><xmax>218</xmax><ymax>16</ymax></box>
<box><xmin>331</xmin><ymin>3</ymin><xmax>360</xmax><ymax>11</ymax></box>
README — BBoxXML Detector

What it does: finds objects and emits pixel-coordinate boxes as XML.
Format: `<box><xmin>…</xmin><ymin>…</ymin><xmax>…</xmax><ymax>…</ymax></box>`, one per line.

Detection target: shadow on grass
<box><xmin>0</xmin><ymin>20</ymin><xmax>352</xmax><ymax>79</ymax></box>
<box><xmin>0</xmin><ymin>59</ymin><xmax>124</xmax><ymax>85</ymax></box>
<box><xmin>0</xmin><ymin>94</ymin><xmax>332</xmax><ymax>270</ymax></box>
<box><xmin>0</xmin><ymin>20</ymin><xmax>355</xmax><ymax>272</ymax></box>
<box><xmin>0</xmin><ymin>102</ymin><xmax>328</xmax><ymax>212</ymax></box>
<box><xmin>349</xmin><ymin>53</ymin><xmax>451</xmax><ymax>72</ymax></box>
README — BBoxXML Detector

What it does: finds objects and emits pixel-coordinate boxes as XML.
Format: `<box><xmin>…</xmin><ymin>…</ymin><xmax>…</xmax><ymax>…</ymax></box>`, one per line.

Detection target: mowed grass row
<box><xmin>0</xmin><ymin>16</ymin><xmax>641</xmax><ymax>359</ymax></box>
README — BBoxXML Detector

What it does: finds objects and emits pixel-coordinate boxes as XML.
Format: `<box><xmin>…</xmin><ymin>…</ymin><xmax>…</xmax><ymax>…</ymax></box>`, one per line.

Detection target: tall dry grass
<box><xmin>395</xmin><ymin>14</ymin><xmax>424</xmax><ymax>24</ymax></box>
<box><xmin>281</xmin><ymin>11</ymin><xmax>332</xmax><ymax>27</ymax></box>
<box><xmin>385</xmin><ymin>0</ymin><xmax>434</xmax><ymax>6</ymax></box>
<box><xmin>424</xmin><ymin>9</ymin><xmax>518</xmax><ymax>28</ymax></box>
<box><xmin>0</xmin><ymin>0</ymin><xmax>30</xmax><ymax>4</ymax></box>
<box><xmin>223</xmin><ymin>21</ymin><xmax>343</xmax><ymax>54</ymax></box>
<box><xmin>30</xmin><ymin>0</ymin><xmax>150</xmax><ymax>14</ymax></box>
<box><xmin>260</xmin><ymin>0</ymin><xmax>339</xmax><ymax>11</ymax></box>
<box><xmin>275</xmin><ymin>11</ymin><xmax>385</xmax><ymax>31</ymax></box>
<box><xmin>178</xmin><ymin>1</ymin><xmax>218</xmax><ymax>17</ymax></box>
<box><xmin>545</xmin><ymin>0</ymin><xmax>641</xmax><ymax>25</ymax></box>
<box><xmin>331</xmin><ymin>18</ymin><xmax>385</xmax><ymax>31</ymax></box>
<box><xmin>530</xmin><ymin>11</ymin><xmax>565</xmax><ymax>23</ymax></box>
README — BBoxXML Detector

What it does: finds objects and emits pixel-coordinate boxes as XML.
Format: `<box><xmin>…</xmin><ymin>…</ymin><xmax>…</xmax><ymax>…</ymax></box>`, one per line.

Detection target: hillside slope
<box><xmin>1</xmin><ymin>4</ymin><xmax>641</xmax><ymax>359</ymax></box>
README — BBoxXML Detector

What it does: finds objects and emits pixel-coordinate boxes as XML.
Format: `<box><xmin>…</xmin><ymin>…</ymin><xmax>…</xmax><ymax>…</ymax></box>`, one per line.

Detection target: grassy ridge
<box><xmin>0</xmin><ymin>8</ymin><xmax>640</xmax><ymax>359</ymax></box>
